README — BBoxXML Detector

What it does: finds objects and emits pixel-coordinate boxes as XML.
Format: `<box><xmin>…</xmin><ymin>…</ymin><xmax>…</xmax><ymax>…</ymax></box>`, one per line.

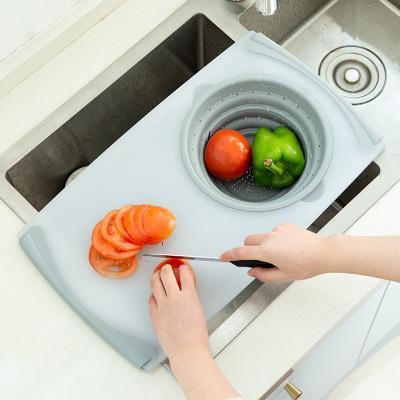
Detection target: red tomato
<box><xmin>92</xmin><ymin>222</ymin><xmax>140</xmax><ymax>260</ymax></box>
<box><xmin>154</xmin><ymin>258</ymin><xmax>196</xmax><ymax>289</ymax></box>
<box><xmin>204</xmin><ymin>129</ymin><xmax>251</xmax><ymax>180</ymax></box>
<box><xmin>101</xmin><ymin>210</ymin><xmax>142</xmax><ymax>251</ymax></box>
<box><xmin>89</xmin><ymin>245</ymin><xmax>137</xmax><ymax>278</ymax></box>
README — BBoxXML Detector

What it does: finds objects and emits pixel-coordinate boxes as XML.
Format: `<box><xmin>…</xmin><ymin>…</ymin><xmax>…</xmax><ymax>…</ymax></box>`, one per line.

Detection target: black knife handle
<box><xmin>230</xmin><ymin>260</ymin><xmax>275</xmax><ymax>269</ymax></box>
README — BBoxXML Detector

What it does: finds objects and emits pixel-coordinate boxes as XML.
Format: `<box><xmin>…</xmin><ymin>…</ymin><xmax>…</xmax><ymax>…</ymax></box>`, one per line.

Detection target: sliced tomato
<box><xmin>101</xmin><ymin>210</ymin><xmax>142</xmax><ymax>252</ymax></box>
<box><xmin>123</xmin><ymin>205</ymin><xmax>148</xmax><ymax>245</ymax></box>
<box><xmin>92</xmin><ymin>222</ymin><xmax>139</xmax><ymax>260</ymax></box>
<box><xmin>132</xmin><ymin>205</ymin><xmax>150</xmax><ymax>241</ymax></box>
<box><xmin>154</xmin><ymin>258</ymin><xmax>196</xmax><ymax>289</ymax></box>
<box><xmin>142</xmin><ymin>206</ymin><xmax>176</xmax><ymax>244</ymax></box>
<box><xmin>115</xmin><ymin>205</ymin><xmax>133</xmax><ymax>240</ymax></box>
<box><xmin>89</xmin><ymin>245</ymin><xmax>137</xmax><ymax>278</ymax></box>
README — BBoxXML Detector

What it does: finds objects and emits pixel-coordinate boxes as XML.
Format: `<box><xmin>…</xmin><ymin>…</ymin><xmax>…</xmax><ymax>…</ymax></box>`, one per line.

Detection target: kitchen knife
<box><xmin>143</xmin><ymin>253</ymin><xmax>275</xmax><ymax>269</ymax></box>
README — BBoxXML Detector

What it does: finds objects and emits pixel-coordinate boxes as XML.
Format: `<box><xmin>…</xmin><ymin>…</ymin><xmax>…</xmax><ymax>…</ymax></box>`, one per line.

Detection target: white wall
<box><xmin>0</xmin><ymin>0</ymin><xmax>81</xmax><ymax>62</ymax></box>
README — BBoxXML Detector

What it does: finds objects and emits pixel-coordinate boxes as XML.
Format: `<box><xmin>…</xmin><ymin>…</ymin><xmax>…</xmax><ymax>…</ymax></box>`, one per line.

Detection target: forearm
<box><xmin>322</xmin><ymin>234</ymin><xmax>400</xmax><ymax>281</ymax></box>
<box><xmin>170</xmin><ymin>350</ymin><xmax>240</xmax><ymax>400</ymax></box>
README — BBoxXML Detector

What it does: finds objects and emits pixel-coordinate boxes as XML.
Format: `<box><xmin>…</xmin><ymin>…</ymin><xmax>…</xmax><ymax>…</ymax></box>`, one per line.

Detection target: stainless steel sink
<box><xmin>0</xmin><ymin>0</ymin><xmax>399</xmax><ymax>381</ymax></box>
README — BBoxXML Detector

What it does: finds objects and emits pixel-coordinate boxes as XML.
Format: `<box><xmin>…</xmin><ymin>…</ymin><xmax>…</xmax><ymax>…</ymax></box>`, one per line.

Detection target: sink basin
<box><xmin>0</xmin><ymin>0</ymin><xmax>397</xmax><ymax>374</ymax></box>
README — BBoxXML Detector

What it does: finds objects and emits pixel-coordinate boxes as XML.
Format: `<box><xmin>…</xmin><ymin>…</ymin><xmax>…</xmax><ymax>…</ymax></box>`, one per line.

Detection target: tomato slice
<box><xmin>123</xmin><ymin>205</ymin><xmax>148</xmax><ymax>245</ymax></box>
<box><xmin>115</xmin><ymin>205</ymin><xmax>133</xmax><ymax>240</ymax></box>
<box><xmin>154</xmin><ymin>258</ymin><xmax>196</xmax><ymax>289</ymax></box>
<box><xmin>92</xmin><ymin>222</ymin><xmax>139</xmax><ymax>260</ymax></box>
<box><xmin>89</xmin><ymin>245</ymin><xmax>137</xmax><ymax>278</ymax></box>
<box><xmin>142</xmin><ymin>206</ymin><xmax>176</xmax><ymax>244</ymax></box>
<box><xmin>101</xmin><ymin>210</ymin><xmax>142</xmax><ymax>252</ymax></box>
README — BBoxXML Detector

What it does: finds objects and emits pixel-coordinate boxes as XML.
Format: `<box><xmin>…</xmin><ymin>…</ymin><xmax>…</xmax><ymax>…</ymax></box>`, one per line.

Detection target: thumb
<box><xmin>248</xmin><ymin>267</ymin><xmax>288</xmax><ymax>282</ymax></box>
<box><xmin>220</xmin><ymin>245</ymin><xmax>262</xmax><ymax>261</ymax></box>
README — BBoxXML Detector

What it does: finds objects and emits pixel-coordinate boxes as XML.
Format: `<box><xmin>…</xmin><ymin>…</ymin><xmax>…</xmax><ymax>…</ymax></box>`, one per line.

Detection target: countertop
<box><xmin>0</xmin><ymin>1</ymin><xmax>398</xmax><ymax>399</ymax></box>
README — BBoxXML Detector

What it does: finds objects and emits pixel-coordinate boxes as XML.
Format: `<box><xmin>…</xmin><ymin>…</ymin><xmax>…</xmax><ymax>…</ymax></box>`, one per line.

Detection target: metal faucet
<box><xmin>228</xmin><ymin>0</ymin><xmax>278</xmax><ymax>16</ymax></box>
<box><xmin>254</xmin><ymin>0</ymin><xmax>278</xmax><ymax>15</ymax></box>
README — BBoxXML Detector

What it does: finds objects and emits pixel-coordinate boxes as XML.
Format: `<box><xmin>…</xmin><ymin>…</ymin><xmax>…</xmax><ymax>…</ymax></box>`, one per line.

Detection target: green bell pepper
<box><xmin>252</xmin><ymin>126</ymin><xmax>305</xmax><ymax>189</ymax></box>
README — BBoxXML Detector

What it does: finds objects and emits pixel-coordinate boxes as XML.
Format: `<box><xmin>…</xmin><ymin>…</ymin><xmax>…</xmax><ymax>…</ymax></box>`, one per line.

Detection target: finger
<box><xmin>248</xmin><ymin>267</ymin><xmax>287</xmax><ymax>282</ymax></box>
<box><xmin>244</xmin><ymin>233</ymin><xmax>267</xmax><ymax>246</ymax></box>
<box><xmin>179</xmin><ymin>264</ymin><xmax>196</xmax><ymax>291</ymax></box>
<box><xmin>149</xmin><ymin>295</ymin><xmax>157</xmax><ymax>315</ymax></box>
<box><xmin>160</xmin><ymin>264</ymin><xmax>179</xmax><ymax>295</ymax></box>
<box><xmin>151</xmin><ymin>271</ymin><xmax>166</xmax><ymax>302</ymax></box>
<box><xmin>220</xmin><ymin>245</ymin><xmax>262</xmax><ymax>261</ymax></box>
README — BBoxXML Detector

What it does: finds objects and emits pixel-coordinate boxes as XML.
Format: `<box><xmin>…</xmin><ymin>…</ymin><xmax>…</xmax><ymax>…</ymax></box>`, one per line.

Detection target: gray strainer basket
<box><xmin>181</xmin><ymin>77</ymin><xmax>333</xmax><ymax>211</ymax></box>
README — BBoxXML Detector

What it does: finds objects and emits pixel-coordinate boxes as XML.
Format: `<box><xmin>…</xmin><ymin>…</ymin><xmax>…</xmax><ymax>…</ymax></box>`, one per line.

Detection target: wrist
<box><xmin>169</xmin><ymin>347</ymin><xmax>212</xmax><ymax>372</ymax></box>
<box><xmin>316</xmin><ymin>233</ymin><xmax>345</xmax><ymax>274</ymax></box>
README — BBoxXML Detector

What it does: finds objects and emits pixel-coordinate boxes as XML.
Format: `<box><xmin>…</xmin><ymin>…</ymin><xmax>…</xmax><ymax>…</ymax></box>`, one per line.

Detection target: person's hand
<box><xmin>220</xmin><ymin>223</ymin><xmax>331</xmax><ymax>282</ymax></box>
<box><xmin>149</xmin><ymin>264</ymin><xmax>209</xmax><ymax>364</ymax></box>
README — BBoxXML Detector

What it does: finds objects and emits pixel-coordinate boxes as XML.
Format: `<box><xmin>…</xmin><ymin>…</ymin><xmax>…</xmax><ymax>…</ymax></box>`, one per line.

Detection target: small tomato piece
<box><xmin>154</xmin><ymin>258</ymin><xmax>196</xmax><ymax>289</ymax></box>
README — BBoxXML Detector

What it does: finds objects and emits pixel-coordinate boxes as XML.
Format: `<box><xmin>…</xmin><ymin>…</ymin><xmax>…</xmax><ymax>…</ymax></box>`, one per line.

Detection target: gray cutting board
<box><xmin>20</xmin><ymin>32</ymin><xmax>383</xmax><ymax>370</ymax></box>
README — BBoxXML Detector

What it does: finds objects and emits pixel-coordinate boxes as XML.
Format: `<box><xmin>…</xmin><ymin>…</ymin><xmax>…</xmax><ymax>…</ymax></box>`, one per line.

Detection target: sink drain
<box><xmin>319</xmin><ymin>46</ymin><xmax>386</xmax><ymax>105</ymax></box>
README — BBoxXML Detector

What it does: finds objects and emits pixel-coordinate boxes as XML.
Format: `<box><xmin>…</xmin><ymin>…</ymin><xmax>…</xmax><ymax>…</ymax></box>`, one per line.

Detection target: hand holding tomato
<box><xmin>204</xmin><ymin>129</ymin><xmax>251</xmax><ymax>180</ymax></box>
<box><xmin>149</xmin><ymin>263</ymin><xmax>207</xmax><ymax>363</ymax></box>
<box><xmin>149</xmin><ymin>261</ymin><xmax>240</xmax><ymax>399</ymax></box>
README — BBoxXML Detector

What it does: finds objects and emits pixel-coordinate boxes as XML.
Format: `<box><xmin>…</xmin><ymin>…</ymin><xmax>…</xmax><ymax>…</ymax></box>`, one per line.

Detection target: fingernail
<box><xmin>248</xmin><ymin>270</ymin><xmax>255</xmax><ymax>277</ymax></box>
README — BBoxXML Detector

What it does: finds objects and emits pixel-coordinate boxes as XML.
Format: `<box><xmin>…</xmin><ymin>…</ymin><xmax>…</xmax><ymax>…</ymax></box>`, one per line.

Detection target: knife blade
<box><xmin>142</xmin><ymin>253</ymin><xmax>275</xmax><ymax>269</ymax></box>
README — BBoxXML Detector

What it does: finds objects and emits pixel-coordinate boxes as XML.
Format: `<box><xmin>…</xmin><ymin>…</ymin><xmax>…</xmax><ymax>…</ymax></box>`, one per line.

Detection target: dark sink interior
<box><xmin>310</xmin><ymin>162</ymin><xmax>380</xmax><ymax>232</ymax></box>
<box><xmin>6</xmin><ymin>14</ymin><xmax>233</xmax><ymax>212</ymax></box>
